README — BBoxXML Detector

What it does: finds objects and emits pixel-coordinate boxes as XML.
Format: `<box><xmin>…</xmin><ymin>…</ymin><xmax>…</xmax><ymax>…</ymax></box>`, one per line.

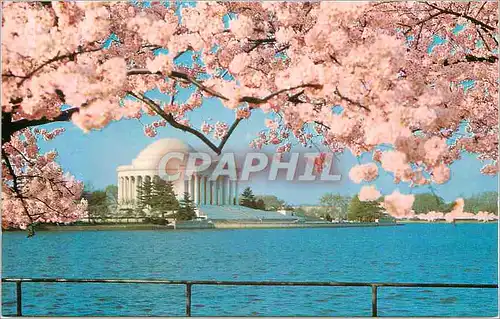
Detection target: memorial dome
<box><xmin>131</xmin><ymin>138</ymin><xmax>195</xmax><ymax>169</ymax></box>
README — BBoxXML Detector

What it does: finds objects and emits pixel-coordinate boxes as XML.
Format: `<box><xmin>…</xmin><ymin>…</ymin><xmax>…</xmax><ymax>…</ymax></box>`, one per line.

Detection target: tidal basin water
<box><xmin>2</xmin><ymin>223</ymin><xmax>498</xmax><ymax>317</ymax></box>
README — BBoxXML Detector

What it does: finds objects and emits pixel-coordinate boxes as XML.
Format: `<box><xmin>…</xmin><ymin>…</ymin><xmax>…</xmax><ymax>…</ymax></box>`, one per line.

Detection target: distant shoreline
<box><xmin>4</xmin><ymin>220</ymin><xmax>497</xmax><ymax>233</ymax></box>
<box><xmin>5</xmin><ymin>222</ymin><xmax>400</xmax><ymax>232</ymax></box>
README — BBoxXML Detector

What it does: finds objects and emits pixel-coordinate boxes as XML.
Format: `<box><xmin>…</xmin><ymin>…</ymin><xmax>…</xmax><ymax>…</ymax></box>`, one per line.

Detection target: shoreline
<box><xmin>4</xmin><ymin>220</ymin><xmax>497</xmax><ymax>233</ymax></box>
<box><xmin>5</xmin><ymin>222</ymin><xmax>402</xmax><ymax>232</ymax></box>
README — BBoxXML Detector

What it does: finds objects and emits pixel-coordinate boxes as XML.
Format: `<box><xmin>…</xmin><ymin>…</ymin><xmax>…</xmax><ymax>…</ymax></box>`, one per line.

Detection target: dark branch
<box><xmin>443</xmin><ymin>54</ymin><xmax>498</xmax><ymax>66</ymax></box>
<box><xmin>334</xmin><ymin>87</ymin><xmax>370</xmax><ymax>112</ymax></box>
<box><xmin>424</xmin><ymin>2</ymin><xmax>496</xmax><ymax>32</ymax></box>
<box><xmin>5</xmin><ymin>47</ymin><xmax>103</xmax><ymax>86</ymax></box>
<box><xmin>127</xmin><ymin>91</ymin><xmax>251</xmax><ymax>155</ymax></box>
<box><xmin>2</xmin><ymin>108</ymin><xmax>79</xmax><ymax>143</ymax></box>
<box><xmin>127</xmin><ymin>68</ymin><xmax>323</xmax><ymax>105</ymax></box>
<box><xmin>1</xmin><ymin>148</ymin><xmax>33</xmax><ymax>224</ymax></box>
<box><xmin>127</xmin><ymin>91</ymin><xmax>221</xmax><ymax>154</ymax></box>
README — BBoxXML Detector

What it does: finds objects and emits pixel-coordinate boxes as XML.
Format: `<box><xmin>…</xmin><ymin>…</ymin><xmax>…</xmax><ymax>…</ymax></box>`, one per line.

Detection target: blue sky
<box><xmin>38</xmin><ymin>96</ymin><xmax>497</xmax><ymax>205</ymax></box>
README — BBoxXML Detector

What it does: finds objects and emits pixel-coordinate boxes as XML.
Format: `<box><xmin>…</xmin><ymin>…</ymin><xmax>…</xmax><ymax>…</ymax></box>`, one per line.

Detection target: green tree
<box><xmin>136</xmin><ymin>178</ymin><xmax>153</xmax><ymax>213</ymax></box>
<box><xmin>240</xmin><ymin>187</ymin><xmax>257</xmax><ymax>208</ymax></box>
<box><xmin>105</xmin><ymin>184</ymin><xmax>118</xmax><ymax>211</ymax></box>
<box><xmin>82</xmin><ymin>189</ymin><xmax>109</xmax><ymax>222</ymax></box>
<box><xmin>320</xmin><ymin>193</ymin><xmax>350</xmax><ymax>221</ymax></box>
<box><xmin>255</xmin><ymin>198</ymin><xmax>266</xmax><ymax>210</ymax></box>
<box><xmin>412</xmin><ymin>193</ymin><xmax>447</xmax><ymax>214</ymax></box>
<box><xmin>136</xmin><ymin>178</ymin><xmax>178</xmax><ymax>217</ymax></box>
<box><xmin>348</xmin><ymin>195</ymin><xmax>383</xmax><ymax>222</ymax></box>
<box><xmin>463</xmin><ymin>191</ymin><xmax>498</xmax><ymax>214</ymax></box>
<box><xmin>150</xmin><ymin>179</ymin><xmax>179</xmax><ymax>217</ymax></box>
<box><xmin>176</xmin><ymin>192</ymin><xmax>197</xmax><ymax>221</ymax></box>
<box><xmin>254</xmin><ymin>195</ymin><xmax>285</xmax><ymax>211</ymax></box>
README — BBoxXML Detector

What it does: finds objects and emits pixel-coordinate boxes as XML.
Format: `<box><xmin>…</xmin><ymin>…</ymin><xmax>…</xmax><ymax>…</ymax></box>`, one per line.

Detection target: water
<box><xmin>2</xmin><ymin>223</ymin><xmax>498</xmax><ymax>316</ymax></box>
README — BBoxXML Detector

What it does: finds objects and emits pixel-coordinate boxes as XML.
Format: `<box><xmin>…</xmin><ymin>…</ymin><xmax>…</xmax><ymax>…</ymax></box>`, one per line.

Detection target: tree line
<box><xmin>83</xmin><ymin>179</ymin><xmax>196</xmax><ymax>223</ymax></box>
<box><xmin>295</xmin><ymin>191</ymin><xmax>498</xmax><ymax>222</ymax></box>
<box><xmin>84</xmin><ymin>182</ymin><xmax>497</xmax><ymax>224</ymax></box>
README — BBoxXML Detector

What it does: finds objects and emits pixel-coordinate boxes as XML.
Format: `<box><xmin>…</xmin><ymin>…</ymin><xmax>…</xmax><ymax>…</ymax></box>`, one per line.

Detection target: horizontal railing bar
<box><xmin>1</xmin><ymin>278</ymin><xmax>497</xmax><ymax>289</ymax></box>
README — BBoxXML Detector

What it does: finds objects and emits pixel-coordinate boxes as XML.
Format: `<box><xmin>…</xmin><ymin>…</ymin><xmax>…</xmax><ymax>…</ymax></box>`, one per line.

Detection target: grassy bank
<box><xmin>7</xmin><ymin>220</ymin><xmax>495</xmax><ymax>233</ymax></box>
<box><xmin>4</xmin><ymin>221</ymin><xmax>402</xmax><ymax>232</ymax></box>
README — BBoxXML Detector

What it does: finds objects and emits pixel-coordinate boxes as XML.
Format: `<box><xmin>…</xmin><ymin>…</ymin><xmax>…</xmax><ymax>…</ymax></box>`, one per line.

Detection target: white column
<box><xmin>224</xmin><ymin>177</ymin><xmax>229</xmax><ymax>205</ymax></box>
<box><xmin>184</xmin><ymin>179</ymin><xmax>189</xmax><ymax>197</ymax></box>
<box><xmin>226</xmin><ymin>177</ymin><xmax>231</xmax><ymax>205</ymax></box>
<box><xmin>201</xmin><ymin>176</ymin><xmax>206</xmax><ymax>205</ymax></box>
<box><xmin>131</xmin><ymin>176</ymin><xmax>135</xmax><ymax>202</ymax></box>
<box><xmin>131</xmin><ymin>176</ymin><xmax>135</xmax><ymax>203</ymax></box>
<box><xmin>127</xmin><ymin>176</ymin><xmax>131</xmax><ymax>202</ymax></box>
<box><xmin>134</xmin><ymin>176</ymin><xmax>139</xmax><ymax>203</ymax></box>
<box><xmin>121</xmin><ymin>177</ymin><xmax>125</xmax><ymax>202</ymax></box>
<box><xmin>200</xmin><ymin>177</ymin><xmax>204</xmax><ymax>204</ymax></box>
<box><xmin>219</xmin><ymin>177</ymin><xmax>224</xmax><ymax>205</ymax></box>
<box><xmin>129</xmin><ymin>175</ymin><xmax>135</xmax><ymax>201</ymax></box>
<box><xmin>194</xmin><ymin>174</ymin><xmax>199</xmax><ymax>205</ymax></box>
<box><xmin>210</xmin><ymin>180</ymin><xmax>214</xmax><ymax>205</ymax></box>
<box><xmin>235</xmin><ymin>179</ymin><xmax>239</xmax><ymax>206</ymax></box>
<box><xmin>215</xmin><ymin>178</ymin><xmax>219</xmax><ymax>205</ymax></box>
<box><xmin>123</xmin><ymin>177</ymin><xmax>128</xmax><ymax>202</ymax></box>
<box><xmin>220</xmin><ymin>176</ymin><xmax>225</xmax><ymax>205</ymax></box>
<box><xmin>189</xmin><ymin>175</ymin><xmax>194</xmax><ymax>201</ymax></box>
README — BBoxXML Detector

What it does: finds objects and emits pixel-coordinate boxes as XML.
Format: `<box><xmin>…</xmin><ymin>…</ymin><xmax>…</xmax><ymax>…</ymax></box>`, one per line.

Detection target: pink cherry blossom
<box><xmin>431</xmin><ymin>163</ymin><xmax>451</xmax><ymax>184</ymax></box>
<box><xmin>359</xmin><ymin>185</ymin><xmax>381</xmax><ymax>201</ymax></box>
<box><xmin>349</xmin><ymin>163</ymin><xmax>379</xmax><ymax>184</ymax></box>
<box><xmin>382</xmin><ymin>190</ymin><xmax>415</xmax><ymax>219</ymax></box>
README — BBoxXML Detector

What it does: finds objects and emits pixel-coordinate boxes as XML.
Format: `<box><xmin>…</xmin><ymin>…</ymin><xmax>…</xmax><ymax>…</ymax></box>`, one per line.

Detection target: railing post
<box><xmin>371</xmin><ymin>285</ymin><xmax>378</xmax><ymax>317</ymax></box>
<box><xmin>16</xmin><ymin>281</ymin><xmax>22</xmax><ymax>316</ymax></box>
<box><xmin>185</xmin><ymin>283</ymin><xmax>192</xmax><ymax>317</ymax></box>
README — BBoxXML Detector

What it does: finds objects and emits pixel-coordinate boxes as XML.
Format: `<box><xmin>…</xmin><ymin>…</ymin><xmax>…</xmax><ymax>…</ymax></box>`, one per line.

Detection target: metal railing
<box><xmin>1</xmin><ymin>278</ymin><xmax>497</xmax><ymax>317</ymax></box>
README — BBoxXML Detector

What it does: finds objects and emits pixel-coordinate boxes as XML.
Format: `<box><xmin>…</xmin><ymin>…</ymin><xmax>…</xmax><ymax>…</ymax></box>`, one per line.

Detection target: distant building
<box><xmin>277</xmin><ymin>207</ymin><xmax>295</xmax><ymax>216</ymax></box>
<box><xmin>115</xmin><ymin>138</ymin><xmax>298</xmax><ymax>224</ymax></box>
<box><xmin>117</xmin><ymin>138</ymin><xmax>238</xmax><ymax>210</ymax></box>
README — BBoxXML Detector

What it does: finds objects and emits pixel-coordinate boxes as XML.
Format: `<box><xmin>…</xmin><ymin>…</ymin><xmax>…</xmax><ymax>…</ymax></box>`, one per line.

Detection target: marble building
<box><xmin>116</xmin><ymin>138</ymin><xmax>239</xmax><ymax>208</ymax></box>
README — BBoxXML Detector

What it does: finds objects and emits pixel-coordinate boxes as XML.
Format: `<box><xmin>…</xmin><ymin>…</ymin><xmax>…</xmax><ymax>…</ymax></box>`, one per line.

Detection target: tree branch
<box><xmin>2</xmin><ymin>108</ymin><xmax>79</xmax><ymax>143</ymax></box>
<box><xmin>3</xmin><ymin>46</ymin><xmax>103</xmax><ymax>86</ymax></box>
<box><xmin>127</xmin><ymin>91</ymin><xmax>252</xmax><ymax>155</ymax></box>
<box><xmin>127</xmin><ymin>68</ymin><xmax>323</xmax><ymax>105</ymax></box>
<box><xmin>1</xmin><ymin>148</ymin><xmax>33</xmax><ymax>224</ymax></box>
<box><xmin>334</xmin><ymin>87</ymin><xmax>370</xmax><ymax>112</ymax></box>
<box><xmin>443</xmin><ymin>54</ymin><xmax>498</xmax><ymax>66</ymax></box>
<box><xmin>127</xmin><ymin>91</ymin><xmax>222</xmax><ymax>154</ymax></box>
<box><xmin>425</xmin><ymin>2</ymin><xmax>496</xmax><ymax>32</ymax></box>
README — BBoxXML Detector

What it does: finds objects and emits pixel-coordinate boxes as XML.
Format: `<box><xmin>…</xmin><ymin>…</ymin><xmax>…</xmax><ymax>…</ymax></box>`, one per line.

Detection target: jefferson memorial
<box><xmin>117</xmin><ymin>138</ymin><xmax>238</xmax><ymax>208</ymax></box>
<box><xmin>116</xmin><ymin>138</ymin><xmax>297</xmax><ymax>223</ymax></box>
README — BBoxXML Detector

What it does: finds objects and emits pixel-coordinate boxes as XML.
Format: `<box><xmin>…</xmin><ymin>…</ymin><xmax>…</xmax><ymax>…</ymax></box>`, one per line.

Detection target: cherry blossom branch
<box><xmin>444</xmin><ymin>54</ymin><xmax>498</xmax><ymax>66</ymax></box>
<box><xmin>127</xmin><ymin>69</ymin><xmax>228</xmax><ymax>100</ymax></box>
<box><xmin>424</xmin><ymin>2</ymin><xmax>496</xmax><ymax>32</ymax></box>
<box><xmin>246</xmin><ymin>38</ymin><xmax>276</xmax><ymax>53</ymax></box>
<box><xmin>2</xmin><ymin>46</ymin><xmax>103</xmax><ymax>85</ymax></box>
<box><xmin>1</xmin><ymin>148</ymin><xmax>33</xmax><ymax>223</ymax></box>
<box><xmin>2</xmin><ymin>108</ymin><xmax>79</xmax><ymax>143</ymax></box>
<box><xmin>334</xmin><ymin>87</ymin><xmax>370</xmax><ymax>112</ymax></box>
<box><xmin>128</xmin><ymin>91</ymin><xmax>259</xmax><ymax>155</ymax></box>
<box><xmin>127</xmin><ymin>91</ymin><xmax>221</xmax><ymax>154</ymax></box>
<box><xmin>127</xmin><ymin>68</ymin><xmax>323</xmax><ymax>104</ymax></box>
